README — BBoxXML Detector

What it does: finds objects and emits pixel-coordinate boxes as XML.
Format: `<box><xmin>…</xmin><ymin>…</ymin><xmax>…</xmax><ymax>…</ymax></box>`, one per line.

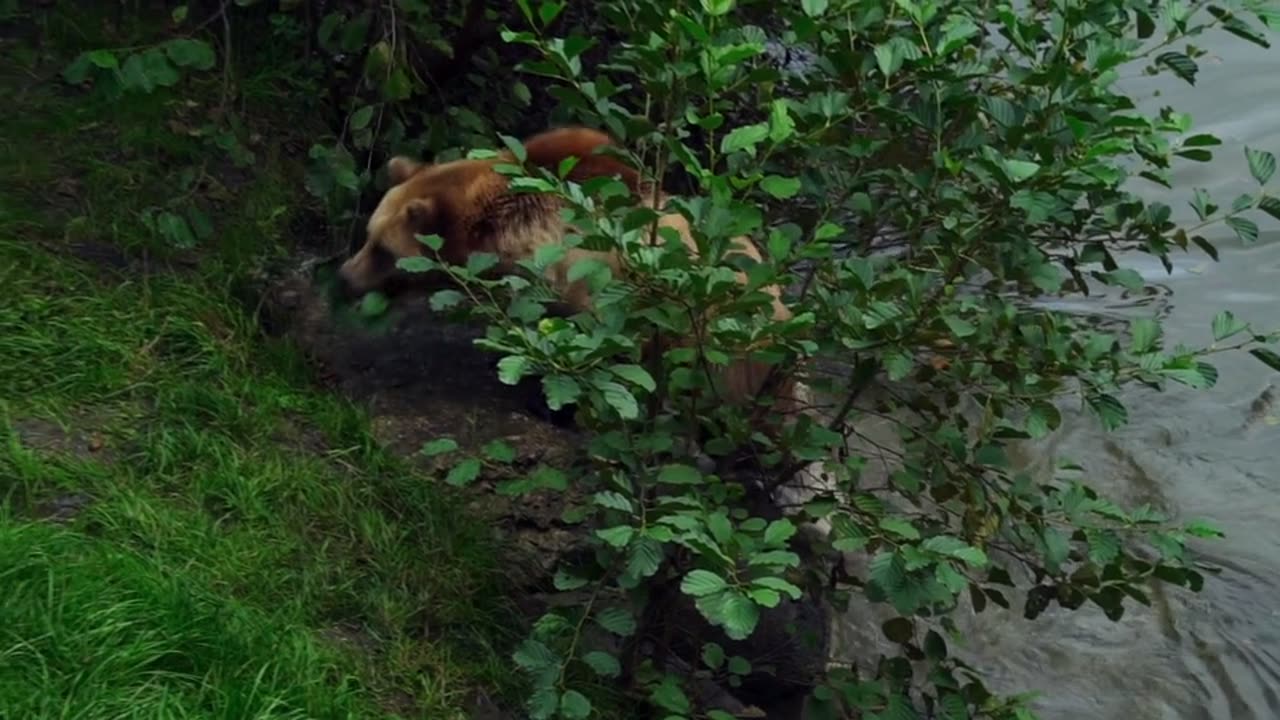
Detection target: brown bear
<box><xmin>336</xmin><ymin>126</ymin><xmax>810</xmax><ymax>421</ymax></box>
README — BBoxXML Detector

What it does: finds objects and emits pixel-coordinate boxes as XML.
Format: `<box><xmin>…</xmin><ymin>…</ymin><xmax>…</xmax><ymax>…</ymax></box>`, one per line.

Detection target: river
<box><xmin>828</xmin><ymin>20</ymin><xmax>1280</xmax><ymax>720</ymax></box>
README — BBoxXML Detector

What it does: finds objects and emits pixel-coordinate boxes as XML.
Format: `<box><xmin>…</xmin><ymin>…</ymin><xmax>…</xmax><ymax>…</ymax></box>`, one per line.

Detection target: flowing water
<box><xmin>829</xmin><ymin>23</ymin><xmax>1280</xmax><ymax>720</ymax></box>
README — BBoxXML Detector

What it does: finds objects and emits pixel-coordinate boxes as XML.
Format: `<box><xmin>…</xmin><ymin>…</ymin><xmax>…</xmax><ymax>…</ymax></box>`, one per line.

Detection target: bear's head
<box><xmin>335</xmin><ymin>155</ymin><xmax>500</xmax><ymax>300</ymax></box>
<box><xmin>335</xmin><ymin>127</ymin><xmax>643</xmax><ymax>303</ymax></box>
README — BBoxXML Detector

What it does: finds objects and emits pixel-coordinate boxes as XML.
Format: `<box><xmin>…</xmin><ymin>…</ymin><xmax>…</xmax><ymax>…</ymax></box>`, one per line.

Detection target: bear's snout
<box><xmin>333</xmin><ymin>260</ymin><xmax>369</xmax><ymax>302</ymax></box>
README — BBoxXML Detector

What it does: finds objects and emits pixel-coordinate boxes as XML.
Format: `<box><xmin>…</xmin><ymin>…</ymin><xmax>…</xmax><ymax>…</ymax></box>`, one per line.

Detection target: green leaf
<box><xmin>611</xmin><ymin>364</ymin><xmax>656</xmax><ymax>392</ymax></box>
<box><xmin>721</xmin><ymin>123</ymin><xmax>769</xmax><ymax>155</ymax></box>
<box><xmin>768</xmin><ymin>99</ymin><xmax>795</xmax><ymax>143</ymax></box>
<box><xmin>953</xmin><ymin>546</ymin><xmax>989</xmax><ymax>568</ymax></box>
<box><xmin>466</xmin><ymin>252</ymin><xmax>499</xmax><ymax>275</ymax></box>
<box><xmin>421</xmin><ymin>438</ymin><xmax>459</xmax><ymax>457</ymax></box>
<box><xmin>983</xmin><ymin>95</ymin><xmax>1019</xmax><ymax>127</ymax></box>
<box><xmin>1212</xmin><ymin>311</ymin><xmax>1248</xmax><ymax>342</ymax></box>
<box><xmin>761</xmin><ymin>175</ymin><xmax>801</xmax><ymax>199</ymax></box>
<box><xmin>1001</xmin><ymin>159</ymin><xmax>1041</xmax><ymax>183</ymax></box>
<box><xmin>879</xmin><ymin>517</ymin><xmax>921</xmax><ymax>540</ymax></box>
<box><xmin>1101</xmin><ymin>268</ymin><xmax>1145</xmax><ymax>292</ymax></box>
<box><xmin>597</xmin><ymin>525</ymin><xmax>635</xmax><ymax>548</ymax></box>
<box><xmin>1183</xmin><ymin>133</ymin><xmax>1221</xmax><ymax>148</ymax></box>
<box><xmin>702</xmin><ymin>642</ymin><xmax>726</xmax><ymax>669</ymax></box>
<box><xmin>626</xmin><ymin>537</ymin><xmax>664</xmax><ymax>582</ymax></box>
<box><xmin>187</xmin><ymin>208</ymin><xmax>213</xmax><ymax>240</ymax></box>
<box><xmin>498</xmin><ymin>133</ymin><xmax>527</xmax><ymax>164</ymax></box>
<box><xmin>1190</xmin><ymin>188</ymin><xmax>1216</xmax><ymax>220</ymax></box>
<box><xmin>720</xmin><ymin>591</ymin><xmax>760</xmax><ymax>640</ymax></box>
<box><xmin>1221</xmin><ymin>14</ymin><xmax>1272</xmax><ymax>47</ymax></box>
<box><xmin>527</xmin><ymin>688</ymin><xmax>558</xmax><ymax>720</ymax></box>
<box><xmin>747</xmin><ymin>587</ymin><xmax>781</xmax><ymax>608</ymax></box>
<box><xmin>156</xmin><ymin>211</ymin><xmax>196</xmax><ymax>248</ymax></box>
<box><xmin>874</xmin><ymin>43</ymin><xmax>901</xmax><ymax>79</ymax></box>
<box><xmin>814</xmin><ymin>222</ymin><xmax>842</xmax><ymax>241</ymax></box>
<box><xmin>397</xmin><ymin>256</ymin><xmax>434</xmax><ymax>273</ymax></box>
<box><xmin>512</xmin><ymin>80</ymin><xmax>532</xmax><ymax>106</ymax></box>
<box><xmin>1157</xmin><ymin>51</ymin><xmax>1198</xmax><ymax>84</ymax></box>
<box><xmin>881</xmin><ymin>616</ymin><xmax>914</xmax><ymax>644</ymax></box>
<box><xmin>943</xmin><ymin>315</ymin><xmax>977</xmax><ymax>338</ymax></box>
<box><xmin>727</xmin><ymin>655</ymin><xmax>752</xmax><ymax>675</ymax></box>
<box><xmin>513</xmin><ymin>638</ymin><xmax>558</xmax><ymax>670</ymax></box>
<box><xmin>1086</xmin><ymin>529</ymin><xmax>1121</xmax><ymax>566</ymax></box>
<box><xmin>62</xmin><ymin>54</ymin><xmax>93</xmax><ymax>84</ymax></box>
<box><xmin>120</xmin><ymin>54</ymin><xmax>155</xmax><ymax>92</ymax></box>
<box><xmin>350</xmin><ymin>105</ymin><xmax>375</xmax><ymax>130</ymax></box>
<box><xmin>801</xmin><ymin>0</ymin><xmax>829</xmax><ymax>16</ymax></box>
<box><xmin>706</xmin><ymin>509</ymin><xmax>737</xmax><ymax>543</ymax></box>
<box><xmin>599</xmin><ymin>381</ymin><xmax>639</xmax><ymax>419</ymax></box>
<box><xmin>163</xmin><ymin>38</ymin><xmax>217</xmax><ymax>70</ymax></box>
<box><xmin>921</xmin><ymin>536</ymin><xmax>967</xmax><ymax>555</ymax></box>
<box><xmin>885</xmin><ymin>351</ymin><xmax>913</xmax><ymax>381</ymax></box>
<box><xmin>1163</xmin><ymin>363</ymin><xmax>1218</xmax><ymax>390</ymax></box>
<box><xmin>87</xmin><ymin>49</ymin><xmax>119</xmax><ymax>69</ymax></box>
<box><xmin>701</xmin><ymin>0</ymin><xmax>735</xmax><ymax>16</ymax></box>
<box><xmin>752</xmin><ymin>576</ymin><xmax>803</xmax><ymax>600</ymax></box>
<box><xmin>419</xmin><ymin>233</ymin><xmax>445</xmax><ymax>252</ymax></box>
<box><xmin>559</xmin><ymin>690</ymin><xmax>592</xmax><ymax>719</ymax></box>
<box><xmin>1184</xmin><ymin>519</ymin><xmax>1224</xmax><ymax>539</ymax></box>
<box><xmin>595</xmin><ymin>607</ymin><xmax>636</xmax><ymax>637</ymax></box>
<box><xmin>445</xmin><ymin>458</ymin><xmax>481</xmax><ymax>487</ymax></box>
<box><xmin>763</xmin><ymin>519</ymin><xmax>797</xmax><ymax>545</ymax></box>
<box><xmin>482</xmin><ymin>440</ymin><xmax>515</xmax><ymax>463</ymax></box>
<box><xmin>1088</xmin><ymin>394</ymin><xmax>1128</xmax><ymax>431</ymax></box>
<box><xmin>566</xmin><ymin>257</ymin><xmax>611</xmax><ymax>285</ymax></box>
<box><xmin>172</xmin><ymin>5</ymin><xmax>189</xmax><ymax>23</ymax></box>
<box><xmin>1258</xmin><ymin>195</ymin><xmax>1280</xmax><ymax>222</ymax></box>
<box><xmin>427</xmin><ymin>288</ymin><xmax>463</xmax><ymax>312</ymax></box>
<box><xmin>1026</xmin><ymin>401</ymin><xmax>1061</xmax><ymax>440</ymax></box>
<box><xmin>681</xmin><ymin>569</ymin><xmax>729</xmax><ymax>597</ymax></box>
<box><xmin>748</xmin><ymin>550</ymin><xmax>801</xmax><ymax>568</ymax></box>
<box><xmin>538</xmin><ymin>1</ymin><xmax>565</xmax><ymax>25</ymax></box>
<box><xmin>542</xmin><ymin>375</ymin><xmax>581</xmax><ymax>410</ymax></box>
<box><xmin>650</xmin><ymin>676</ymin><xmax>691</xmax><ymax>714</ymax></box>
<box><xmin>1226</xmin><ymin>216</ymin><xmax>1260</xmax><ymax>244</ymax></box>
<box><xmin>1042</xmin><ymin>527</ymin><xmax>1069</xmax><ymax>572</ymax></box>
<box><xmin>658</xmin><ymin>464</ymin><xmax>703</xmax><ymax>485</ymax></box>
<box><xmin>1250</xmin><ymin>347</ymin><xmax>1280</xmax><ymax>372</ymax></box>
<box><xmin>593</xmin><ymin>491</ymin><xmax>634</xmax><ymax>513</ymax></box>
<box><xmin>1247</xmin><ymin>147</ymin><xmax>1277</xmax><ymax>185</ymax></box>
<box><xmin>497</xmin><ymin>355</ymin><xmax>531</xmax><ymax>385</ymax></box>
<box><xmin>1011</xmin><ymin>190</ymin><xmax>1058</xmax><ymax>224</ymax></box>
<box><xmin>1129</xmin><ymin>317</ymin><xmax>1160</xmax><ymax>353</ymax></box>
<box><xmin>553</xmin><ymin>568</ymin><xmax>588</xmax><ymax>591</ymax></box>
<box><xmin>496</xmin><ymin>466</ymin><xmax>568</xmax><ymax>496</ymax></box>
<box><xmin>582</xmin><ymin>651</ymin><xmax>621</xmax><ymax>678</ymax></box>
<box><xmin>357</xmin><ymin>291</ymin><xmax>389</xmax><ymax>318</ymax></box>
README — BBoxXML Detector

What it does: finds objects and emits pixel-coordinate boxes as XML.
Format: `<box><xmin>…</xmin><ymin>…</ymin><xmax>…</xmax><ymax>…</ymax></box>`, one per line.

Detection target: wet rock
<box><xmin>13</xmin><ymin>414</ymin><xmax>116</xmax><ymax>464</ymax></box>
<box><xmin>33</xmin><ymin>493</ymin><xmax>93</xmax><ymax>524</ymax></box>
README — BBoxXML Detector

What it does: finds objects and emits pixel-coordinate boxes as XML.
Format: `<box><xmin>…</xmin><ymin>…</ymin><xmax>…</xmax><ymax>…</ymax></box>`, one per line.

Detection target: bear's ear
<box><xmin>387</xmin><ymin>156</ymin><xmax>423</xmax><ymax>185</ymax></box>
<box><xmin>402</xmin><ymin>197</ymin><xmax>437</xmax><ymax>232</ymax></box>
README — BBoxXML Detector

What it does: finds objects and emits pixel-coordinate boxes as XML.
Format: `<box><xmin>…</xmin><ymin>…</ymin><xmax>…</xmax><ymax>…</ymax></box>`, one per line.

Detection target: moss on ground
<box><xmin>0</xmin><ymin>9</ymin><xmax>521</xmax><ymax>719</ymax></box>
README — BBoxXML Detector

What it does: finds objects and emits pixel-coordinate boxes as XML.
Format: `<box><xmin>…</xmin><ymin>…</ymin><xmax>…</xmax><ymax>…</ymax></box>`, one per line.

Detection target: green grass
<box><xmin>0</xmin><ymin>11</ymin><xmax>521</xmax><ymax>719</ymax></box>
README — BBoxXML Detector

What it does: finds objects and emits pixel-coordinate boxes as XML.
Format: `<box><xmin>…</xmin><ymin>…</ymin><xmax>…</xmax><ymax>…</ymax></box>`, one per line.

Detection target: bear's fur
<box><xmin>337</xmin><ymin>126</ymin><xmax>808</xmax><ymax>418</ymax></box>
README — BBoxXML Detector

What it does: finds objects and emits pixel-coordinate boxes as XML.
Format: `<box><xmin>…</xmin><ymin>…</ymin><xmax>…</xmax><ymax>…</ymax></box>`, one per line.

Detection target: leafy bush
<box><xmin>59</xmin><ymin>0</ymin><xmax>1280</xmax><ymax>717</ymax></box>
<box><xmin>407</xmin><ymin>1</ymin><xmax>1280</xmax><ymax>717</ymax></box>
